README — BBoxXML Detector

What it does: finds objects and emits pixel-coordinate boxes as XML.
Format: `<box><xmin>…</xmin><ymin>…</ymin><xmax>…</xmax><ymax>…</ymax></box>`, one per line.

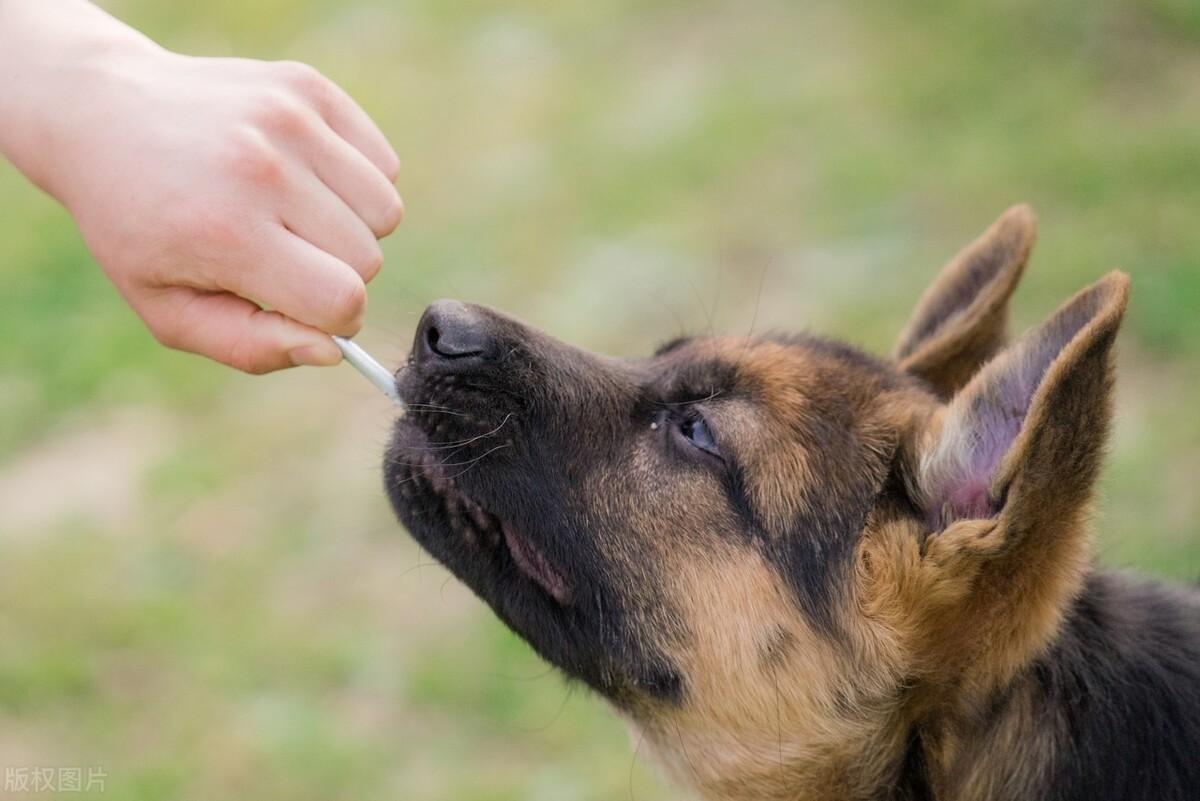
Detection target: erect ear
<box><xmin>916</xmin><ymin>271</ymin><xmax>1129</xmax><ymax>545</ymax></box>
<box><xmin>878</xmin><ymin>273</ymin><xmax>1129</xmax><ymax>689</ymax></box>
<box><xmin>893</xmin><ymin>205</ymin><xmax>1037</xmax><ymax>398</ymax></box>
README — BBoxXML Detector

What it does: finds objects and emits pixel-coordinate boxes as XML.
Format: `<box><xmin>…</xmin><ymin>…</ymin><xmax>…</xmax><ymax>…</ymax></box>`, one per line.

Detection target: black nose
<box><xmin>414</xmin><ymin>299</ymin><xmax>494</xmax><ymax>367</ymax></box>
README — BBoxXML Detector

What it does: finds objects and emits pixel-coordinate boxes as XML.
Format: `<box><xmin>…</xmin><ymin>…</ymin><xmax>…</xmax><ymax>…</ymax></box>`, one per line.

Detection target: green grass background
<box><xmin>1</xmin><ymin>1</ymin><xmax>1198</xmax><ymax>798</ymax></box>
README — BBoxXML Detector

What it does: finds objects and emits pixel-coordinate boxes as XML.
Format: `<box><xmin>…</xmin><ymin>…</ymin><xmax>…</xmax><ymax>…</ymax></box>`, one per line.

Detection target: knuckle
<box><xmin>146</xmin><ymin>315</ymin><xmax>184</xmax><ymax>350</ymax></box>
<box><xmin>357</xmin><ymin>245</ymin><xmax>384</xmax><ymax>281</ymax></box>
<box><xmin>236</xmin><ymin>358</ymin><xmax>274</xmax><ymax>375</ymax></box>
<box><xmin>274</xmin><ymin>60</ymin><xmax>329</xmax><ymax>101</ymax></box>
<box><xmin>225</xmin><ymin>126</ymin><xmax>286</xmax><ymax>186</ymax></box>
<box><xmin>225</xmin><ymin>328</ymin><xmax>271</xmax><ymax>375</ymax></box>
<box><xmin>257</xmin><ymin>91</ymin><xmax>311</xmax><ymax>136</ymax></box>
<box><xmin>382</xmin><ymin>153</ymin><xmax>401</xmax><ymax>184</ymax></box>
<box><xmin>377</xmin><ymin>192</ymin><xmax>404</xmax><ymax>236</ymax></box>
<box><xmin>275</xmin><ymin>60</ymin><xmax>318</xmax><ymax>86</ymax></box>
<box><xmin>325</xmin><ymin>274</ymin><xmax>367</xmax><ymax>331</ymax></box>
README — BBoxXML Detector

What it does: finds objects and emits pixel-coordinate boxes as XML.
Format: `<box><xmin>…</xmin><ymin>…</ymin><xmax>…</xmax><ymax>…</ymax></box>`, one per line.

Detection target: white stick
<box><xmin>332</xmin><ymin>336</ymin><xmax>404</xmax><ymax>408</ymax></box>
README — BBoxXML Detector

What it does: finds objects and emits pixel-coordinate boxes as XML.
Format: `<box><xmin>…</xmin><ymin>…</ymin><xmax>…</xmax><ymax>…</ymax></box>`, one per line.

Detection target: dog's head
<box><xmin>385</xmin><ymin>206</ymin><xmax>1129</xmax><ymax>800</ymax></box>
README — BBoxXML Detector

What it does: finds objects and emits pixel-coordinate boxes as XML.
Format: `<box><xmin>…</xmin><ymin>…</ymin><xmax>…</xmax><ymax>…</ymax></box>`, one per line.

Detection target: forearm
<box><xmin>0</xmin><ymin>0</ymin><xmax>162</xmax><ymax>197</ymax></box>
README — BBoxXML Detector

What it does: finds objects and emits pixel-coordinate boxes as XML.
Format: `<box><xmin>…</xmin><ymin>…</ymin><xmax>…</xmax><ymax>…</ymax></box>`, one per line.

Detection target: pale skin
<box><xmin>0</xmin><ymin>0</ymin><xmax>403</xmax><ymax>373</ymax></box>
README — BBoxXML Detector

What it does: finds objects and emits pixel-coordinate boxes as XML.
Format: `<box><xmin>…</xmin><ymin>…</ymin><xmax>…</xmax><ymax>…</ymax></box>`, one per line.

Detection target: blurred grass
<box><xmin>1</xmin><ymin>0</ymin><xmax>1198</xmax><ymax>798</ymax></box>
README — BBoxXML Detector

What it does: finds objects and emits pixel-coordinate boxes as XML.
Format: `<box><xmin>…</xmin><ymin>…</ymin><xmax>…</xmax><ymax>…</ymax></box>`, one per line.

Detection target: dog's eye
<box><xmin>678</xmin><ymin>414</ymin><xmax>721</xmax><ymax>459</ymax></box>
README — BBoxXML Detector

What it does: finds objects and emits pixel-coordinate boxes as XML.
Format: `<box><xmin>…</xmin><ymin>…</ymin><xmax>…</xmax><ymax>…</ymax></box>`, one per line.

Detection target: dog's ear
<box><xmin>885</xmin><ymin>273</ymin><xmax>1129</xmax><ymax>689</ymax></box>
<box><xmin>893</xmin><ymin>205</ymin><xmax>1036</xmax><ymax>398</ymax></box>
<box><xmin>916</xmin><ymin>271</ymin><xmax>1128</xmax><ymax>536</ymax></box>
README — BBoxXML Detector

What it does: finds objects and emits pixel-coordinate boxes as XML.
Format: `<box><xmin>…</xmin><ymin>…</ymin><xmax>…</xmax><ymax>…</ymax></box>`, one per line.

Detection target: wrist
<box><xmin>0</xmin><ymin>0</ymin><xmax>166</xmax><ymax>199</ymax></box>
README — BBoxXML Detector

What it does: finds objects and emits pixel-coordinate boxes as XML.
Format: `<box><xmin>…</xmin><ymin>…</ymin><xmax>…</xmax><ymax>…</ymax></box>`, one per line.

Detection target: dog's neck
<box><xmin>644</xmin><ymin>569</ymin><xmax>1200</xmax><ymax>801</ymax></box>
<box><xmin>638</xmin><ymin>706</ymin><xmax>919</xmax><ymax>801</ymax></box>
<box><xmin>911</xmin><ymin>570</ymin><xmax>1200</xmax><ymax>801</ymax></box>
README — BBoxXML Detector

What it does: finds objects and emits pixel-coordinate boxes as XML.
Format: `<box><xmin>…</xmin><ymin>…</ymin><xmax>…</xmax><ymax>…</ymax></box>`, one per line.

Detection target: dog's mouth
<box><xmin>392</xmin><ymin>429</ymin><xmax>573</xmax><ymax>606</ymax></box>
<box><xmin>501</xmin><ymin>519</ymin><xmax>573</xmax><ymax>605</ymax></box>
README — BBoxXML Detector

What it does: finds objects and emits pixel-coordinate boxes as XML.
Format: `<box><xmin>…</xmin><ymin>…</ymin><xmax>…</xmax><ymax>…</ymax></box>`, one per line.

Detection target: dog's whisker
<box><xmin>687</xmin><ymin>274</ymin><xmax>717</xmax><ymax>340</ymax></box>
<box><xmin>405</xmin><ymin>403</ymin><xmax>468</xmax><ymax>415</ymax></box>
<box><xmin>732</xmin><ymin>262</ymin><xmax>769</xmax><ymax>374</ymax></box>
<box><xmin>419</xmin><ymin>413</ymin><xmax>512</xmax><ymax>451</ymax></box>
<box><xmin>394</xmin><ymin>554</ymin><xmax>440</xmax><ymax>581</ymax></box>
<box><xmin>659</xmin><ymin>388</ymin><xmax>725</xmax><ymax>409</ymax></box>
<box><xmin>628</xmin><ymin>729</ymin><xmax>646</xmax><ymax>801</ymax></box>
<box><xmin>671</xmin><ymin>718</ymin><xmax>703</xmax><ymax>790</ymax></box>
<box><xmin>442</xmin><ymin>443</ymin><xmax>511</xmax><ymax>480</ymax></box>
<box><xmin>489</xmin><ymin>664</ymin><xmax>558</xmax><ymax>683</ymax></box>
<box><xmin>512</xmin><ymin>683</ymin><xmax>575</xmax><ymax>734</ymax></box>
<box><xmin>386</xmin><ymin>442</ymin><xmax>512</xmax><ymax>486</ymax></box>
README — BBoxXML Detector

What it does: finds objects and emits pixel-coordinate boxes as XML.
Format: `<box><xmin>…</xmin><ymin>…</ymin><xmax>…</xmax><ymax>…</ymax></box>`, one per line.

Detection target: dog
<box><xmin>384</xmin><ymin>205</ymin><xmax>1200</xmax><ymax>801</ymax></box>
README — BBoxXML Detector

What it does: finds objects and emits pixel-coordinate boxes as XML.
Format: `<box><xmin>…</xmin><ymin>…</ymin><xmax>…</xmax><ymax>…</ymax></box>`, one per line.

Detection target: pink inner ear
<box><xmin>927</xmin><ymin>282</ymin><xmax>1107</xmax><ymax>530</ymax></box>
<box><xmin>948</xmin><ymin>477</ymin><xmax>992</xmax><ymax>520</ymax></box>
<box><xmin>929</xmin><ymin>392</ymin><xmax>1030</xmax><ymax>529</ymax></box>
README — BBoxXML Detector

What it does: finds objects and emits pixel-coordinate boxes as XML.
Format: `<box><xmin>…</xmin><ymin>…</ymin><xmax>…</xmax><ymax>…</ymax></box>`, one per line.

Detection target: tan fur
<box><xmin>622</xmin><ymin>213</ymin><xmax>1129</xmax><ymax>801</ymax></box>
<box><xmin>638</xmin><ymin>547</ymin><xmax>907</xmax><ymax>801</ymax></box>
<box><xmin>705</xmin><ymin>339</ymin><xmax>900</xmax><ymax>536</ymax></box>
<box><xmin>617</xmin><ymin>342</ymin><xmax>920</xmax><ymax>799</ymax></box>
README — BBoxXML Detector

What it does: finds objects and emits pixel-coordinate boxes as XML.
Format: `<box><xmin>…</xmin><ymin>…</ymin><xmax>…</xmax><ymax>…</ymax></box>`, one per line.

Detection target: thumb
<box><xmin>140</xmin><ymin>287</ymin><xmax>343</xmax><ymax>374</ymax></box>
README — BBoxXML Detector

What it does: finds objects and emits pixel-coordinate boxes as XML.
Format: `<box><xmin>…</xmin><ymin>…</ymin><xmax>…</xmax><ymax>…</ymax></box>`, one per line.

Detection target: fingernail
<box><xmin>289</xmin><ymin>344</ymin><xmax>341</xmax><ymax>367</ymax></box>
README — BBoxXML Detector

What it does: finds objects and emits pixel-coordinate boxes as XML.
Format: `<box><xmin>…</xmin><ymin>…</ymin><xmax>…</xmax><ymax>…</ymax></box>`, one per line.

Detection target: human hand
<box><xmin>0</xmin><ymin>2</ymin><xmax>402</xmax><ymax>373</ymax></box>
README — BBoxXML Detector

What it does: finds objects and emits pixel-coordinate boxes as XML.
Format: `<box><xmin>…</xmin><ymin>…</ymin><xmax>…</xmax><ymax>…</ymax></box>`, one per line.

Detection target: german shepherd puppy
<box><xmin>384</xmin><ymin>206</ymin><xmax>1200</xmax><ymax>801</ymax></box>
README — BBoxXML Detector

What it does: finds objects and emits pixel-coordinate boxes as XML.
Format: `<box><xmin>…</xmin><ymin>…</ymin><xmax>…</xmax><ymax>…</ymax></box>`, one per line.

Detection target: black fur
<box><xmin>1024</xmin><ymin>571</ymin><xmax>1200</xmax><ymax>801</ymax></box>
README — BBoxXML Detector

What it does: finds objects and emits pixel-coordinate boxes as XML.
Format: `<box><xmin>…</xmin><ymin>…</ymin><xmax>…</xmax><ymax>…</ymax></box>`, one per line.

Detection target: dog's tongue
<box><xmin>502</xmin><ymin>523</ymin><xmax>572</xmax><ymax>605</ymax></box>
